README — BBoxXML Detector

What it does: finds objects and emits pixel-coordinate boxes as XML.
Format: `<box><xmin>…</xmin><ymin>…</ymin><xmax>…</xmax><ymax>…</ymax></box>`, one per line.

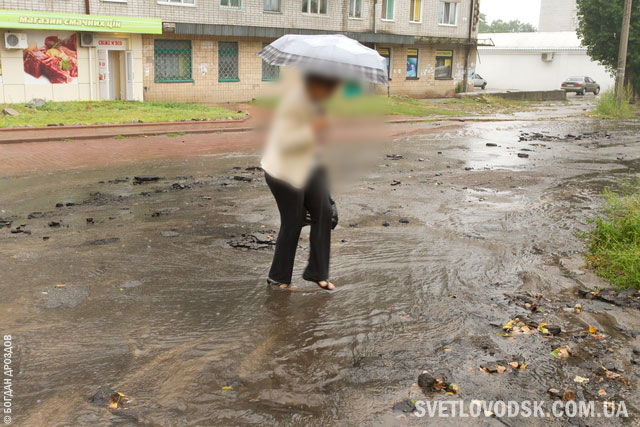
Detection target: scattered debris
<box><xmin>0</xmin><ymin>218</ymin><xmax>12</xmax><ymax>228</ymax></box>
<box><xmin>86</xmin><ymin>218</ymin><xmax>94</xmax><ymax>224</ymax></box>
<box><xmin>228</xmin><ymin>231</ymin><xmax>277</xmax><ymax>250</ymax></box>
<box><xmin>550</xmin><ymin>345</ymin><xmax>572</xmax><ymax>359</ymax></box>
<box><xmin>233</xmin><ymin>176</ymin><xmax>253</xmax><ymax>182</ymax></box>
<box><xmin>386</xmin><ymin>154</ymin><xmax>403</xmax><ymax>160</ymax></box>
<box><xmin>27</xmin><ymin>211</ymin><xmax>45</xmax><ymax>219</ymax></box>
<box><xmin>133</xmin><ymin>175</ymin><xmax>161</xmax><ymax>184</ymax></box>
<box><xmin>390</xmin><ymin>180</ymin><xmax>401</xmax><ymax>186</ymax></box>
<box><xmin>161</xmin><ymin>230</ymin><xmax>180</xmax><ymax>238</ymax></box>
<box><xmin>382</xmin><ymin>221</ymin><xmax>390</xmax><ymax>227</ymax></box>
<box><xmin>486</xmin><ymin>143</ymin><xmax>498</xmax><ymax>147</ymax></box>
<box><xmin>171</xmin><ymin>183</ymin><xmax>191</xmax><ymax>190</ymax></box>
<box><xmin>48</xmin><ymin>221</ymin><xmax>61</xmax><ymax>227</ymax></box>
<box><xmin>2</xmin><ymin>107</ymin><xmax>19</xmax><ymax>117</ymax></box>
<box><xmin>578</xmin><ymin>288</ymin><xmax>640</xmax><ymax>309</ymax></box>
<box><xmin>26</xmin><ymin>98</ymin><xmax>46</xmax><ymax>109</ymax></box>
<box><xmin>418</xmin><ymin>371</ymin><xmax>458</xmax><ymax>395</ymax></box>
<box><xmin>83</xmin><ymin>237</ymin><xmax>120</xmax><ymax>246</ymax></box>
<box><xmin>517</xmin><ymin>153</ymin><xmax>530</xmax><ymax>159</ymax></box>
<box><xmin>399</xmin><ymin>218</ymin><xmax>410</xmax><ymax>224</ymax></box>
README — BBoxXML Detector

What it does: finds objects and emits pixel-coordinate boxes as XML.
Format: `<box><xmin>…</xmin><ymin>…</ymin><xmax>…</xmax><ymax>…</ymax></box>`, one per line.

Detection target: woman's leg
<box><xmin>302</xmin><ymin>169</ymin><xmax>332</xmax><ymax>283</ymax></box>
<box><xmin>265</xmin><ymin>173</ymin><xmax>305</xmax><ymax>285</ymax></box>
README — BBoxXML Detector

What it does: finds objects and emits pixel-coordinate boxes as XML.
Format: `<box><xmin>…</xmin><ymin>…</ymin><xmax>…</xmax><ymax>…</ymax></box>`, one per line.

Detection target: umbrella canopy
<box><xmin>258</xmin><ymin>34</ymin><xmax>389</xmax><ymax>86</ymax></box>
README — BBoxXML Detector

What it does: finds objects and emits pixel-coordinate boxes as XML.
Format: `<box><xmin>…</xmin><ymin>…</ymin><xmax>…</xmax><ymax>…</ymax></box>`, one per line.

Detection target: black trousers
<box><xmin>265</xmin><ymin>168</ymin><xmax>332</xmax><ymax>284</ymax></box>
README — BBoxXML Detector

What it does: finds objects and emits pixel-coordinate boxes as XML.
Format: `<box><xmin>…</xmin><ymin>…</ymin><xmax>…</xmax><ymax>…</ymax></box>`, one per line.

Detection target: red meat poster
<box><xmin>23</xmin><ymin>31</ymin><xmax>78</xmax><ymax>85</ymax></box>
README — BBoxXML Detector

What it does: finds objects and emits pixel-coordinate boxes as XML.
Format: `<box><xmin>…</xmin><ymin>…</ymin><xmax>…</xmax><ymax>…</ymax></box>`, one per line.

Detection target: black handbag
<box><xmin>304</xmin><ymin>197</ymin><xmax>338</xmax><ymax>230</ymax></box>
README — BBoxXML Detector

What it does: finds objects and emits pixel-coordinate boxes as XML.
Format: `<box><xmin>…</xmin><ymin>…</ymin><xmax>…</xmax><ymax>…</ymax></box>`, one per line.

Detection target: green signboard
<box><xmin>0</xmin><ymin>10</ymin><xmax>162</xmax><ymax>34</ymax></box>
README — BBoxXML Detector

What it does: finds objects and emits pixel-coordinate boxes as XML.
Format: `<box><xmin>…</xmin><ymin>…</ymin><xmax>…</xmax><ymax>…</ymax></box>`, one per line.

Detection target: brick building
<box><xmin>0</xmin><ymin>0</ymin><xmax>479</xmax><ymax>103</ymax></box>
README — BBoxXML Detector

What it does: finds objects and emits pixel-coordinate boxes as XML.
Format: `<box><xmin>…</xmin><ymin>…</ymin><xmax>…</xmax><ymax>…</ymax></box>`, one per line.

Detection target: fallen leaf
<box><xmin>598</xmin><ymin>389</ymin><xmax>607</xmax><ymax>396</ymax></box>
<box><xmin>538</xmin><ymin>323</ymin><xmax>549</xmax><ymax>335</ymax></box>
<box><xmin>574</xmin><ymin>304</ymin><xmax>582</xmax><ymax>313</ymax></box>
<box><xmin>221</xmin><ymin>385</ymin><xmax>233</xmax><ymax>391</ymax></box>
<box><xmin>574</xmin><ymin>375</ymin><xmax>590</xmax><ymax>384</ymax></box>
<box><xmin>108</xmin><ymin>392</ymin><xmax>129</xmax><ymax>409</ymax></box>
<box><xmin>55</xmin><ymin>284</ymin><xmax>66</xmax><ymax>288</ymax></box>
<box><xmin>509</xmin><ymin>361</ymin><xmax>519</xmax><ymax>369</ymax></box>
<box><xmin>562</xmin><ymin>390</ymin><xmax>576</xmax><ymax>401</ymax></box>
<box><xmin>588</xmin><ymin>326</ymin><xmax>597</xmax><ymax>334</ymax></box>
<box><xmin>551</xmin><ymin>345</ymin><xmax>571</xmax><ymax>359</ymax></box>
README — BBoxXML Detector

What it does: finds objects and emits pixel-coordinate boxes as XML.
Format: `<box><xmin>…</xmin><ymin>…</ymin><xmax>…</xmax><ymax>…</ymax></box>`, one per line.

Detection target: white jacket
<box><xmin>261</xmin><ymin>85</ymin><xmax>317</xmax><ymax>189</ymax></box>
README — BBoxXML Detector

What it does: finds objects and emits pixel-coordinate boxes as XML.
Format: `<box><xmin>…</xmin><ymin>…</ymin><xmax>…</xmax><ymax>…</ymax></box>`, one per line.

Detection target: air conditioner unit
<box><xmin>80</xmin><ymin>32</ymin><xmax>98</xmax><ymax>48</ymax></box>
<box><xmin>541</xmin><ymin>52</ymin><xmax>554</xmax><ymax>62</ymax></box>
<box><xmin>4</xmin><ymin>32</ymin><xmax>28</xmax><ymax>49</ymax></box>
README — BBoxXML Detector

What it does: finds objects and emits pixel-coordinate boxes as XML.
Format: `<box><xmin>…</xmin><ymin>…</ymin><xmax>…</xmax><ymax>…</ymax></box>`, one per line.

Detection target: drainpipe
<box><xmin>463</xmin><ymin>0</ymin><xmax>475</xmax><ymax>94</ymax></box>
<box><xmin>85</xmin><ymin>0</ymin><xmax>94</xmax><ymax>100</ymax></box>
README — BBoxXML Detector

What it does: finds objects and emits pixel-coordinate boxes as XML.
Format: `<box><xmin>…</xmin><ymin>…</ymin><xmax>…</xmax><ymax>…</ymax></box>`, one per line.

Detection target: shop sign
<box><xmin>0</xmin><ymin>10</ymin><xmax>162</xmax><ymax>34</ymax></box>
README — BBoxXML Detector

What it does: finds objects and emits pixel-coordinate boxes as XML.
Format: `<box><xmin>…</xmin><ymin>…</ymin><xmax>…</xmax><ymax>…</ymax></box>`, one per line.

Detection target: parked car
<box><xmin>561</xmin><ymin>76</ymin><xmax>600</xmax><ymax>96</ymax></box>
<box><xmin>471</xmin><ymin>72</ymin><xmax>487</xmax><ymax>90</ymax></box>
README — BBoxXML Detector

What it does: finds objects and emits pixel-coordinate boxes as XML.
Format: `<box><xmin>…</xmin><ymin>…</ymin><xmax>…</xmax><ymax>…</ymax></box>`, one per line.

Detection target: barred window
<box><xmin>154</xmin><ymin>39</ymin><xmax>193</xmax><ymax>83</ymax></box>
<box><xmin>262</xmin><ymin>43</ymin><xmax>279</xmax><ymax>81</ymax></box>
<box><xmin>219</xmin><ymin>42</ymin><xmax>239</xmax><ymax>82</ymax></box>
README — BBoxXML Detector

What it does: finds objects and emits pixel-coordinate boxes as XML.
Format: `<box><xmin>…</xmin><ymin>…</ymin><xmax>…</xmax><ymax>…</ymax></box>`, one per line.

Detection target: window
<box><xmin>406</xmin><ymin>48</ymin><xmax>418</xmax><ymax>79</ymax></box>
<box><xmin>158</xmin><ymin>0</ymin><xmax>195</xmax><ymax>5</ymax></box>
<box><xmin>302</xmin><ymin>0</ymin><xmax>328</xmax><ymax>14</ymax></box>
<box><xmin>154</xmin><ymin>40</ymin><xmax>193</xmax><ymax>83</ymax></box>
<box><xmin>438</xmin><ymin>1</ymin><xmax>457</xmax><ymax>25</ymax></box>
<box><xmin>262</xmin><ymin>43</ymin><xmax>279</xmax><ymax>81</ymax></box>
<box><xmin>349</xmin><ymin>0</ymin><xmax>362</xmax><ymax>17</ymax></box>
<box><xmin>435</xmin><ymin>50</ymin><xmax>453</xmax><ymax>79</ymax></box>
<box><xmin>221</xmin><ymin>0</ymin><xmax>240</xmax><ymax>7</ymax></box>
<box><xmin>409</xmin><ymin>0</ymin><xmax>421</xmax><ymax>22</ymax></box>
<box><xmin>381</xmin><ymin>0</ymin><xmax>394</xmax><ymax>20</ymax></box>
<box><xmin>218</xmin><ymin>42</ymin><xmax>239</xmax><ymax>82</ymax></box>
<box><xmin>264</xmin><ymin>0</ymin><xmax>280</xmax><ymax>11</ymax></box>
<box><xmin>377</xmin><ymin>48</ymin><xmax>391</xmax><ymax>80</ymax></box>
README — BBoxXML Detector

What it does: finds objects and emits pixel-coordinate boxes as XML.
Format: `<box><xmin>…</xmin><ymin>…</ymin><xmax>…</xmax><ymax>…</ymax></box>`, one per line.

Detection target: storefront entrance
<box><xmin>97</xmin><ymin>38</ymin><xmax>134</xmax><ymax>101</ymax></box>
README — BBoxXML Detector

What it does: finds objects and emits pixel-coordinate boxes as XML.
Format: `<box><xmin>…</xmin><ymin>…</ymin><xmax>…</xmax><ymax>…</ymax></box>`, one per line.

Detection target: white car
<box><xmin>471</xmin><ymin>72</ymin><xmax>487</xmax><ymax>90</ymax></box>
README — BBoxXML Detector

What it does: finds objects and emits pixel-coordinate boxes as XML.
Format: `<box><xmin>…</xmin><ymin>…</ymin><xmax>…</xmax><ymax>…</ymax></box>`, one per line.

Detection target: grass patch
<box><xmin>582</xmin><ymin>178</ymin><xmax>640</xmax><ymax>289</ymax></box>
<box><xmin>249</xmin><ymin>94</ymin><xmax>535</xmax><ymax>117</ymax></box>
<box><xmin>0</xmin><ymin>100</ymin><xmax>243</xmax><ymax>128</ymax></box>
<box><xmin>593</xmin><ymin>88</ymin><xmax>637</xmax><ymax>119</ymax></box>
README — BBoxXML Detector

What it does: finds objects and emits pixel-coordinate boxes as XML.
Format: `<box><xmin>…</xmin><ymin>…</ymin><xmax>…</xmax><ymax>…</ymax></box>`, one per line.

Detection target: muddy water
<box><xmin>1</xmin><ymin>116</ymin><xmax>640</xmax><ymax>426</ymax></box>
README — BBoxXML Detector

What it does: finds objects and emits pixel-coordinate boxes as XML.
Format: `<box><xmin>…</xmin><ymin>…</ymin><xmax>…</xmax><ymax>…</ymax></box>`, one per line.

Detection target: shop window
<box><xmin>406</xmin><ymin>48</ymin><xmax>418</xmax><ymax>79</ymax></box>
<box><xmin>221</xmin><ymin>0</ymin><xmax>241</xmax><ymax>7</ymax></box>
<box><xmin>349</xmin><ymin>0</ymin><xmax>362</xmax><ymax>18</ymax></box>
<box><xmin>377</xmin><ymin>48</ymin><xmax>391</xmax><ymax>80</ymax></box>
<box><xmin>438</xmin><ymin>1</ymin><xmax>457</xmax><ymax>25</ymax></box>
<box><xmin>154</xmin><ymin>39</ymin><xmax>193</xmax><ymax>83</ymax></box>
<box><xmin>409</xmin><ymin>0</ymin><xmax>421</xmax><ymax>22</ymax></box>
<box><xmin>264</xmin><ymin>0</ymin><xmax>280</xmax><ymax>11</ymax></box>
<box><xmin>219</xmin><ymin>42</ymin><xmax>239</xmax><ymax>82</ymax></box>
<box><xmin>158</xmin><ymin>0</ymin><xmax>195</xmax><ymax>5</ymax></box>
<box><xmin>381</xmin><ymin>0</ymin><xmax>394</xmax><ymax>20</ymax></box>
<box><xmin>435</xmin><ymin>50</ymin><xmax>453</xmax><ymax>79</ymax></box>
<box><xmin>262</xmin><ymin>43</ymin><xmax>279</xmax><ymax>81</ymax></box>
<box><xmin>302</xmin><ymin>0</ymin><xmax>328</xmax><ymax>14</ymax></box>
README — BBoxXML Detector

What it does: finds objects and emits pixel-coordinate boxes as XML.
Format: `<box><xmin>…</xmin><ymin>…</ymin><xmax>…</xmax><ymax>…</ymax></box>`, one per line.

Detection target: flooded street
<box><xmin>1</xmin><ymin>105</ymin><xmax>640</xmax><ymax>425</ymax></box>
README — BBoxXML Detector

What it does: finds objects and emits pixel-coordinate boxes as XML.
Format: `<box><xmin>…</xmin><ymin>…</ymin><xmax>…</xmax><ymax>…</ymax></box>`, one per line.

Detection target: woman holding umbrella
<box><xmin>258</xmin><ymin>35</ymin><xmax>388</xmax><ymax>291</ymax></box>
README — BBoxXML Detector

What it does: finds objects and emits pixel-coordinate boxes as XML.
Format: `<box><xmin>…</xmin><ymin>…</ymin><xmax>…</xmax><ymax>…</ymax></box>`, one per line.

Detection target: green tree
<box><xmin>478</xmin><ymin>13</ymin><xmax>537</xmax><ymax>33</ymax></box>
<box><xmin>577</xmin><ymin>0</ymin><xmax>640</xmax><ymax>97</ymax></box>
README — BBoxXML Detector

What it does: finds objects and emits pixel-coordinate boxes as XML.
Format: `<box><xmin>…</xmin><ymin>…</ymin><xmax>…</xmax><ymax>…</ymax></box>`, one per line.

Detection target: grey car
<box><xmin>561</xmin><ymin>76</ymin><xmax>600</xmax><ymax>96</ymax></box>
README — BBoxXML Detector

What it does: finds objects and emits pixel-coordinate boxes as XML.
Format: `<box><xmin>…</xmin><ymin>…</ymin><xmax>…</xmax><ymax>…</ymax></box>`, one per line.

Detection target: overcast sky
<box><xmin>480</xmin><ymin>0</ymin><xmax>542</xmax><ymax>27</ymax></box>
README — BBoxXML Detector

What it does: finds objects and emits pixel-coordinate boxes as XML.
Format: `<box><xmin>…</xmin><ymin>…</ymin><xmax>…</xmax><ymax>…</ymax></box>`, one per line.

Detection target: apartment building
<box><xmin>0</xmin><ymin>0</ymin><xmax>479</xmax><ymax>103</ymax></box>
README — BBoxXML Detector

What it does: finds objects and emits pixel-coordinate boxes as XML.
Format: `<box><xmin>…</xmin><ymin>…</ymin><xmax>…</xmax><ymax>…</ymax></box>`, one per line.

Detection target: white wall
<box><xmin>475</xmin><ymin>51</ymin><xmax>614</xmax><ymax>92</ymax></box>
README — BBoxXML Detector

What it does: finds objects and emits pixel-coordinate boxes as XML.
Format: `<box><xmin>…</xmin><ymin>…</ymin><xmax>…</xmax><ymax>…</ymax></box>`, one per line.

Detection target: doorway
<box><xmin>108</xmin><ymin>50</ymin><xmax>121</xmax><ymax>100</ymax></box>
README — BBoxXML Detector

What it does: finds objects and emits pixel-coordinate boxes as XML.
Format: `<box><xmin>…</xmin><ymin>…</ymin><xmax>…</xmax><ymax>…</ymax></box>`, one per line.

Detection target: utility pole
<box><xmin>615</xmin><ymin>0</ymin><xmax>633</xmax><ymax>105</ymax></box>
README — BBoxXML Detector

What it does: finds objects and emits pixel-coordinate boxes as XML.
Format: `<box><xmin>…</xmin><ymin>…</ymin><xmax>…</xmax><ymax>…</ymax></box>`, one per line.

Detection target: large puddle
<box><xmin>1</xmin><ymin>116</ymin><xmax>639</xmax><ymax>425</ymax></box>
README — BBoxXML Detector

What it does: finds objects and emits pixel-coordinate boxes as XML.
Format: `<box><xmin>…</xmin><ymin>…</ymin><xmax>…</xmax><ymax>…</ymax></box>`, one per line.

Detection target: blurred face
<box><xmin>306</xmin><ymin>79</ymin><xmax>340</xmax><ymax>102</ymax></box>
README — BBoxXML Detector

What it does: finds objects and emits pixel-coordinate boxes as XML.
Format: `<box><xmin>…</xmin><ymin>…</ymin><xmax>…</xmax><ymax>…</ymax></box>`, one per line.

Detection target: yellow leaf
<box><xmin>538</xmin><ymin>323</ymin><xmax>549</xmax><ymax>334</ymax></box>
<box><xmin>221</xmin><ymin>386</ymin><xmax>233</xmax><ymax>391</ymax></box>
<box><xmin>574</xmin><ymin>375</ymin><xmax>589</xmax><ymax>384</ymax></box>
<box><xmin>588</xmin><ymin>326</ymin><xmax>597</xmax><ymax>334</ymax></box>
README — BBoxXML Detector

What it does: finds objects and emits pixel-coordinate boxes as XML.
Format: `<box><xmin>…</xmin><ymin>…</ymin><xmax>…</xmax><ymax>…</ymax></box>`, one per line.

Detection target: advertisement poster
<box><xmin>406</xmin><ymin>57</ymin><xmax>417</xmax><ymax>78</ymax></box>
<box><xmin>23</xmin><ymin>31</ymin><xmax>78</xmax><ymax>84</ymax></box>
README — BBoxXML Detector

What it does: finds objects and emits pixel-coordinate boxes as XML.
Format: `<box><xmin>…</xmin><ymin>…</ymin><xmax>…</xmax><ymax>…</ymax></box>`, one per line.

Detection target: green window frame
<box><xmin>218</xmin><ymin>41</ymin><xmax>239</xmax><ymax>82</ymax></box>
<box><xmin>154</xmin><ymin>39</ymin><xmax>193</xmax><ymax>83</ymax></box>
<box><xmin>262</xmin><ymin>43</ymin><xmax>279</xmax><ymax>81</ymax></box>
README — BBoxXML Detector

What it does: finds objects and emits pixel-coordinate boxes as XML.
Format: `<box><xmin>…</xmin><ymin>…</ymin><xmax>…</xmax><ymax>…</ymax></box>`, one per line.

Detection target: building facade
<box><xmin>0</xmin><ymin>0</ymin><xmax>479</xmax><ymax>103</ymax></box>
<box><xmin>538</xmin><ymin>0</ymin><xmax>577</xmax><ymax>32</ymax></box>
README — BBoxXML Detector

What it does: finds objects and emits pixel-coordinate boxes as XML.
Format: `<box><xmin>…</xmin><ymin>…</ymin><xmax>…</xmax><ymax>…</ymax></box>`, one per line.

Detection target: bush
<box><xmin>583</xmin><ymin>178</ymin><xmax>640</xmax><ymax>289</ymax></box>
<box><xmin>594</xmin><ymin>88</ymin><xmax>636</xmax><ymax>119</ymax></box>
